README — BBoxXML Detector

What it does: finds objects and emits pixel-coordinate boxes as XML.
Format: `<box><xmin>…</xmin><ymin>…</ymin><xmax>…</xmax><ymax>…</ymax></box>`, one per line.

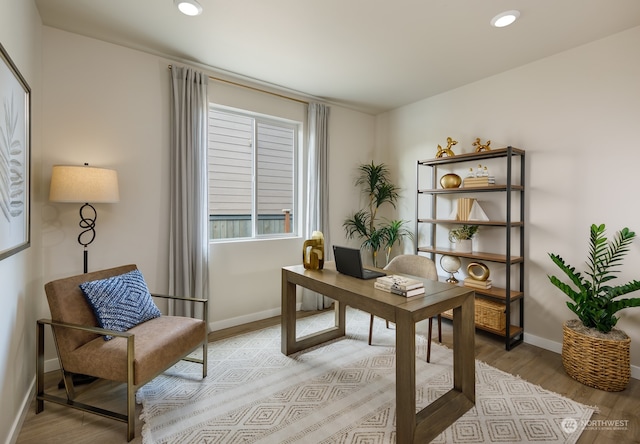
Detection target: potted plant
<box><xmin>448</xmin><ymin>224</ymin><xmax>479</xmax><ymax>253</ymax></box>
<box><xmin>382</xmin><ymin>219</ymin><xmax>414</xmax><ymax>266</ymax></box>
<box><xmin>343</xmin><ymin>162</ymin><xmax>411</xmax><ymax>267</ymax></box>
<box><xmin>548</xmin><ymin>223</ymin><xmax>640</xmax><ymax>391</ymax></box>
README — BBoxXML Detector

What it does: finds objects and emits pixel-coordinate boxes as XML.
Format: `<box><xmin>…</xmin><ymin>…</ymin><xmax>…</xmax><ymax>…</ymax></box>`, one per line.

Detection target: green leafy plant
<box><xmin>548</xmin><ymin>223</ymin><xmax>640</xmax><ymax>333</ymax></box>
<box><xmin>343</xmin><ymin>162</ymin><xmax>410</xmax><ymax>267</ymax></box>
<box><xmin>382</xmin><ymin>219</ymin><xmax>414</xmax><ymax>265</ymax></box>
<box><xmin>448</xmin><ymin>224</ymin><xmax>479</xmax><ymax>242</ymax></box>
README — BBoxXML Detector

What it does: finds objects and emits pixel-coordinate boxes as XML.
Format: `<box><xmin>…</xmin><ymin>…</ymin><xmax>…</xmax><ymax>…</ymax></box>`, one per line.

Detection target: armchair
<box><xmin>36</xmin><ymin>264</ymin><xmax>208</xmax><ymax>441</ymax></box>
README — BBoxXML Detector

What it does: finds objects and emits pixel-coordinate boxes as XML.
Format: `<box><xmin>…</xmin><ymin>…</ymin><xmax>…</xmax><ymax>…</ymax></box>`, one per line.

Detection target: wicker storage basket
<box><xmin>444</xmin><ymin>298</ymin><xmax>506</xmax><ymax>331</ymax></box>
<box><xmin>562</xmin><ymin>320</ymin><xmax>631</xmax><ymax>392</ymax></box>
<box><xmin>475</xmin><ymin>299</ymin><xmax>506</xmax><ymax>330</ymax></box>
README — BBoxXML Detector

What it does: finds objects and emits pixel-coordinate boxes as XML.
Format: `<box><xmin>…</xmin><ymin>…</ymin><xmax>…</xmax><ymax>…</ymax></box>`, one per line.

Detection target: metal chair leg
<box><xmin>368</xmin><ymin>314</ymin><xmax>374</xmax><ymax>345</ymax></box>
<box><xmin>427</xmin><ymin>317</ymin><xmax>433</xmax><ymax>363</ymax></box>
<box><xmin>126</xmin><ymin>335</ymin><xmax>135</xmax><ymax>441</ymax></box>
<box><xmin>202</xmin><ymin>341</ymin><xmax>208</xmax><ymax>378</ymax></box>
<box><xmin>36</xmin><ymin>321</ymin><xmax>45</xmax><ymax>414</ymax></box>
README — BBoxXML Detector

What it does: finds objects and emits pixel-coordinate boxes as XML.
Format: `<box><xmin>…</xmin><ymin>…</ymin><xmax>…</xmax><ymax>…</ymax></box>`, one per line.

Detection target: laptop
<box><xmin>333</xmin><ymin>245</ymin><xmax>386</xmax><ymax>280</ymax></box>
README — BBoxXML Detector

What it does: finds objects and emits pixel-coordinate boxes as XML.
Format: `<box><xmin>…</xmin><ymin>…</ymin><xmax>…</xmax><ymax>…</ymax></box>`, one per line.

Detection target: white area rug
<box><xmin>137</xmin><ymin>308</ymin><xmax>594</xmax><ymax>443</ymax></box>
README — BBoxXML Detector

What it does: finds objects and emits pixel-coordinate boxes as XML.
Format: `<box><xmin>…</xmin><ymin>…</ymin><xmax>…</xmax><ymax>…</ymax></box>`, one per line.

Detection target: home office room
<box><xmin>2</xmin><ymin>1</ymin><xmax>640</xmax><ymax>443</ymax></box>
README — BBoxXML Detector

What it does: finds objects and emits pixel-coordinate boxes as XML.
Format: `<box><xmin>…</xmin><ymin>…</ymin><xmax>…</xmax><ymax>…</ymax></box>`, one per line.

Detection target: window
<box><xmin>208</xmin><ymin>106</ymin><xmax>299</xmax><ymax>240</ymax></box>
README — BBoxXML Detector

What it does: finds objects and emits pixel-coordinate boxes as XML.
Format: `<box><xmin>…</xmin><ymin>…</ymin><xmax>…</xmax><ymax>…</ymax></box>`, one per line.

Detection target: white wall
<box><xmin>0</xmin><ymin>0</ymin><xmax>43</xmax><ymax>442</ymax></box>
<box><xmin>377</xmin><ymin>26</ymin><xmax>640</xmax><ymax>374</ymax></box>
<box><xmin>40</xmin><ymin>27</ymin><xmax>376</xmax><ymax>334</ymax></box>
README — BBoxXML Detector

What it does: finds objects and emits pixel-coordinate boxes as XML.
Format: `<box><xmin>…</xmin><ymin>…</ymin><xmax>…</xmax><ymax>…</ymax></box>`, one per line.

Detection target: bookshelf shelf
<box><xmin>417</xmin><ymin>146</ymin><xmax>525</xmax><ymax>350</ymax></box>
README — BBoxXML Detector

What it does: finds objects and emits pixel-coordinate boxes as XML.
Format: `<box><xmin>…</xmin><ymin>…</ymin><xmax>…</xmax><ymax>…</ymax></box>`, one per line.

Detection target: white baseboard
<box><xmin>524</xmin><ymin>332</ymin><xmax>640</xmax><ymax>380</ymax></box>
<box><xmin>523</xmin><ymin>331</ymin><xmax>563</xmax><ymax>354</ymax></box>
<box><xmin>8</xmin><ymin>377</ymin><xmax>35</xmax><ymax>444</ymax></box>
<box><xmin>208</xmin><ymin>303</ymin><xmax>301</xmax><ymax>332</ymax></box>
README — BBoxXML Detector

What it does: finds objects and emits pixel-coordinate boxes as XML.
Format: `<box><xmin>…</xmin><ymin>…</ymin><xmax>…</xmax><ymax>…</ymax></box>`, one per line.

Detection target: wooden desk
<box><xmin>281</xmin><ymin>262</ymin><xmax>475</xmax><ymax>443</ymax></box>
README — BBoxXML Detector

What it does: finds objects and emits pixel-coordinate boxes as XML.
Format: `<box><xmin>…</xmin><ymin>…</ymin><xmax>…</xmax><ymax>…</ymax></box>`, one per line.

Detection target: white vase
<box><xmin>454</xmin><ymin>239</ymin><xmax>472</xmax><ymax>253</ymax></box>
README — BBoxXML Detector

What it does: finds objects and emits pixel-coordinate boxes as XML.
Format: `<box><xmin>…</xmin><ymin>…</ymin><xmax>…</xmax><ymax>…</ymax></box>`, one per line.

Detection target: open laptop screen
<box><xmin>333</xmin><ymin>245</ymin><xmax>386</xmax><ymax>280</ymax></box>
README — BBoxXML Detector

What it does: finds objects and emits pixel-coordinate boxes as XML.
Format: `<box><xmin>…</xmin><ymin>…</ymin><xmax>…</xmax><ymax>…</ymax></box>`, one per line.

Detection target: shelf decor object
<box><xmin>467</xmin><ymin>262</ymin><xmax>490</xmax><ymax>281</ymax></box>
<box><xmin>416</xmin><ymin>146</ymin><xmax>525</xmax><ymax>350</ymax></box>
<box><xmin>465</xmin><ymin>262</ymin><xmax>492</xmax><ymax>290</ymax></box>
<box><xmin>456</xmin><ymin>198</ymin><xmax>474</xmax><ymax>220</ymax></box>
<box><xmin>472</xmin><ymin>138</ymin><xmax>491</xmax><ymax>152</ymax></box>
<box><xmin>302</xmin><ymin>230</ymin><xmax>324</xmax><ymax>270</ymax></box>
<box><xmin>435</xmin><ymin>137</ymin><xmax>457</xmax><ymax>158</ymax></box>
<box><xmin>440</xmin><ymin>255</ymin><xmax>461</xmax><ymax>284</ymax></box>
<box><xmin>448</xmin><ymin>224</ymin><xmax>478</xmax><ymax>253</ymax></box>
<box><xmin>439</xmin><ymin>173</ymin><xmax>461</xmax><ymax>189</ymax></box>
<box><xmin>467</xmin><ymin>200</ymin><xmax>489</xmax><ymax>221</ymax></box>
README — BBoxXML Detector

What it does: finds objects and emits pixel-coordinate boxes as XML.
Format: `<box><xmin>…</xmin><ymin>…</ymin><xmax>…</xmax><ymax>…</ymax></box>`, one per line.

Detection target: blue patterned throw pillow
<box><xmin>80</xmin><ymin>269</ymin><xmax>161</xmax><ymax>340</ymax></box>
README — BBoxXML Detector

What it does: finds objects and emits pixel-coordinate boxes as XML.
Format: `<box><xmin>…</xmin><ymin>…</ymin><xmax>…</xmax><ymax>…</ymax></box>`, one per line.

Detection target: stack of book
<box><xmin>463</xmin><ymin>176</ymin><xmax>496</xmax><ymax>188</ymax></box>
<box><xmin>456</xmin><ymin>197</ymin><xmax>475</xmax><ymax>221</ymax></box>
<box><xmin>463</xmin><ymin>277</ymin><xmax>492</xmax><ymax>290</ymax></box>
<box><xmin>375</xmin><ymin>275</ymin><xmax>425</xmax><ymax>297</ymax></box>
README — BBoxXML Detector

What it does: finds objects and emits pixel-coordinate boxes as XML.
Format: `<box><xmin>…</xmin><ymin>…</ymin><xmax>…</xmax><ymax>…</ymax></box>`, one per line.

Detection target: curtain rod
<box><xmin>168</xmin><ymin>64</ymin><xmax>309</xmax><ymax>106</ymax></box>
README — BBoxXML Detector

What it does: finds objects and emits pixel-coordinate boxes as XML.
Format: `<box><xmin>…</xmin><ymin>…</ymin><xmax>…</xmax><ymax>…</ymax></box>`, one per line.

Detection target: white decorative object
<box><xmin>454</xmin><ymin>239</ymin><xmax>472</xmax><ymax>253</ymax></box>
<box><xmin>440</xmin><ymin>255</ymin><xmax>462</xmax><ymax>283</ymax></box>
<box><xmin>448</xmin><ymin>200</ymin><xmax>458</xmax><ymax>220</ymax></box>
<box><xmin>468</xmin><ymin>200</ymin><xmax>489</xmax><ymax>221</ymax></box>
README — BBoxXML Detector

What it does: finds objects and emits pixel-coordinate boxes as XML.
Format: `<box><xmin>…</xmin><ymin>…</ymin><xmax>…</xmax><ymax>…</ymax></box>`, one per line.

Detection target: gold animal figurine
<box><xmin>436</xmin><ymin>137</ymin><xmax>457</xmax><ymax>158</ymax></box>
<box><xmin>473</xmin><ymin>138</ymin><xmax>491</xmax><ymax>152</ymax></box>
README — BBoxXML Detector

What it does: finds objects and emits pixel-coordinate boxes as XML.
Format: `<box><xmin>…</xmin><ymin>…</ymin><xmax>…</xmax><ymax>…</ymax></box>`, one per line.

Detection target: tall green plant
<box><xmin>382</xmin><ymin>219</ymin><xmax>414</xmax><ymax>265</ymax></box>
<box><xmin>343</xmin><ymin>162</ymin><xmax>410</xmax><ymax>267</ymax></box>
<box><xmin>548</xmin><ymin>223</ymin><xmax>640</xmax><ymax>333</ymax></box>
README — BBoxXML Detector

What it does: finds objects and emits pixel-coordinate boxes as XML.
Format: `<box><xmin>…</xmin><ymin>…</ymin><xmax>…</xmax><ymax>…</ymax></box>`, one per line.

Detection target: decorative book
<box><xmin>391</xmin><ymin>286</ymin><xmax>426</xmax><ymax>297</ymax></box>
<box><xmin>376</xmin><ymin>275</ymin><xmax>424</xmax><ymax>291</ymax></box>
<box><xmin>463</xmin><ymin>176</ymin><xmax>495</xmax><ymax>187</ymax></box>
<box><xmin>463</xmin><ymin>277</ymin><xmax>492</xmax><ymax>289</ymax></box>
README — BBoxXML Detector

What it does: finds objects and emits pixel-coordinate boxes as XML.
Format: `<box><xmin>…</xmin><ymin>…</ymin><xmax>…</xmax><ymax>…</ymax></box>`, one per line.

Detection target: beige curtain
<box><xmin>168</xmin><ymin>65</ymin><xmax>209</xmax><ymax>317</ymax></box>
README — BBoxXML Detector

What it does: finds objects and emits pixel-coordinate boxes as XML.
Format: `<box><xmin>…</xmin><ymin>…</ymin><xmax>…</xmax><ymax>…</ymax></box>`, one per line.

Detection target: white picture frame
<box><xmin>0</xmin><ymin>42</ymin><xmax>31</xmax><ymax>261</ymax></box>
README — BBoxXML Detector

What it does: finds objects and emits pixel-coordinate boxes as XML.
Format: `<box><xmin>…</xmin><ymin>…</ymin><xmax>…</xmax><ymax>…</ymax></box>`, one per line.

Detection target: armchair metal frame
<box><xmin>36</xmin><ymin>293</ymin><xmax>208</xmax><ymax>441</ymax></box>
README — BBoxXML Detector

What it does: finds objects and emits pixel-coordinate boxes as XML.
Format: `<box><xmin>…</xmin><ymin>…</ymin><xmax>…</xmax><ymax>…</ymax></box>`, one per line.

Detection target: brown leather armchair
<box><xmin>36</xmin><ymin>264</ymin><xmax>208</xmax><ymax>441</ymax></box>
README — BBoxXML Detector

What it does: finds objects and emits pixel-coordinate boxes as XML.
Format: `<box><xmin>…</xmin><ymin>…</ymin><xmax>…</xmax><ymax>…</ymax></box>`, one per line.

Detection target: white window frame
<box><xmin>208</xmin><ymin>104</ymin><xmax>301</xmax><ymax>241</ymax></box>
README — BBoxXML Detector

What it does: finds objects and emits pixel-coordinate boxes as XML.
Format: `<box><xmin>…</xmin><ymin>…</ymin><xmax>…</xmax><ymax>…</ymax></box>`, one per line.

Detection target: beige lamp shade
<box><xmin>49</xmin><ymin>165</ymin><xmax>120</xmax><ymax>203</ymax></box>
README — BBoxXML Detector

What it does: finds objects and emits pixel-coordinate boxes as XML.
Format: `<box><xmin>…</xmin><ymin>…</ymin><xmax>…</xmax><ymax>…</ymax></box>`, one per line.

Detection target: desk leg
<box><xmin>334</xmin><ymin>300</ymin><xmax>346</xmax><ymax>336</ymax></box>
<box><xmin>281</xmin><ymin>272</ymin><xmax>297</xmax><ymax>355</ymax></box>
<box><xmin>281</xmin><ymin>270</ymin><xmax>347</xmax><ymax>356</ymax></box>
<box><xmin>453</xmin><ymin>294</ymin><xmax>476</xmax><ymax>401</ymax></box>
<box><xmin>395</xmin><ymin>310</ymin><xmax>416</xmax><ymax>443</ymax></box>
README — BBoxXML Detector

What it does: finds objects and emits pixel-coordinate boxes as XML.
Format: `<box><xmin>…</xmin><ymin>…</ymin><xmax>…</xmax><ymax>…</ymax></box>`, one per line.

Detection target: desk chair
<box><xmin>368</xmin><ymin>254</ymin><xmax>442</xmax><ymax>362</ymax></box>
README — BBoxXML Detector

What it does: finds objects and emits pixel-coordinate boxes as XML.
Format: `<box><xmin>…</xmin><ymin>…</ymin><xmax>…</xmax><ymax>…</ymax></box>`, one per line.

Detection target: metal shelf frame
<box><xmin>416</xmin><ymin>146</ymin><xmax>525</xmax><ymax>350</ymax></box>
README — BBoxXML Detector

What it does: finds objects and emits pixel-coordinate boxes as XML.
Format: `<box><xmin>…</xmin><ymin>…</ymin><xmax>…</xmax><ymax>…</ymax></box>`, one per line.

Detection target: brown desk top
<box><xmin>283</xmin><ymin>262</ymin><xmax>473</xmax><ymax>321</ymax></box>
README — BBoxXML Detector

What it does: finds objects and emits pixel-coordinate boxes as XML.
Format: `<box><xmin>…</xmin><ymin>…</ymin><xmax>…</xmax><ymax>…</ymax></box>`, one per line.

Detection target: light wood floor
<box><xmin>16</xmin><ymin>310</ymin><xmax>640</xmax><ymax>444</ymax></box>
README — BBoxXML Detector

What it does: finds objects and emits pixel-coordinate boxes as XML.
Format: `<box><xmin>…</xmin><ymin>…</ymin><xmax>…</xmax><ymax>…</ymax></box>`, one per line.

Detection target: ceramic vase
<box><xmin>453</xmin><ymin>239</ymin><xmax>472</xmax><ymax>253</ymax></box>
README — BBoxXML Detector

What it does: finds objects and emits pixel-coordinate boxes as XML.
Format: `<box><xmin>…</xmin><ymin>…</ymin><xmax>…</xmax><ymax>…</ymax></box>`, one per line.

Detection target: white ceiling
<box><xmin>35</xmin><ymin>0</ymin><xmax>640</xmax><ymax>114</ymax></box>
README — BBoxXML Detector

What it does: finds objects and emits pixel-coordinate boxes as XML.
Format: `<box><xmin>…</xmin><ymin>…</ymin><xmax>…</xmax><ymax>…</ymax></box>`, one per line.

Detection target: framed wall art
<box><xmin>0</xmin><ymin>42</ymin><xmax>30</xmax><ymax>261</ymax></box>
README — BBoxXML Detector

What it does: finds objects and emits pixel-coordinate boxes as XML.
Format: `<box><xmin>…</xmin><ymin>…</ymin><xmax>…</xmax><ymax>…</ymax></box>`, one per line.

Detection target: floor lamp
<box><xmin>49</xmin><ymin>164</ymin><xmax>120</xmax><ymax>273</ymax></box>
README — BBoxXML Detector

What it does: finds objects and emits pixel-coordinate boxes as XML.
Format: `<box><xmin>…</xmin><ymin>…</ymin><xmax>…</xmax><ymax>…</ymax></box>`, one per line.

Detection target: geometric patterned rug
<box><xmin>137</xmin><ymin>307</ymin><xmax>595</xmax><ymax>443</ymax></box>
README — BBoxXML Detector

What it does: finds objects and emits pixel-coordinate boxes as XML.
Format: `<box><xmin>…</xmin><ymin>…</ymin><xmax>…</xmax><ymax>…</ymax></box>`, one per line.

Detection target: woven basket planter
<box><xmin>562</xmin><ymin>319</ymin><xmax>631</xmax><ymax>392</ymax></box>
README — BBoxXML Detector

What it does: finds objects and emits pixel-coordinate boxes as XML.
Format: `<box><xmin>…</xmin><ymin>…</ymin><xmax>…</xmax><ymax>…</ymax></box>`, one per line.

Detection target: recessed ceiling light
<box><xmin>175</xmin><ymin>0</ymin><xmax>203</xmax><ymax>16</ymax></box>
<box><xmin>490</xmin><ymin>10</ymin><xmax>520</xmax><ymax>28</ymax></box>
